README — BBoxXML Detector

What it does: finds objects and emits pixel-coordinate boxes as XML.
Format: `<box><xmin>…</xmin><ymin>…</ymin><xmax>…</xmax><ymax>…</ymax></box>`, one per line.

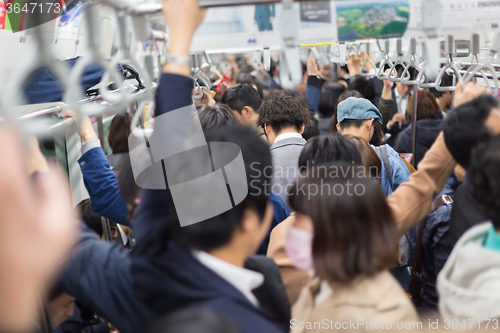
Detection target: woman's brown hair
<box><xmin>288</xmin><ymin>163</ymin><xmax>398</xmax><ymax>284</ymax></box>
<box><xmin>407</xmin><ymin>89</ymin><xmax>440</xmax><ymax>121</ymax></box>
<box><xmin>348</xmin><ymin>135</ymin><xmax>382</xmax><ymax>178</ymax></box>
<box><xmin>108</xmin><ymin>113</ymin><xmax>132</xmax><ymax>154</ymax></box>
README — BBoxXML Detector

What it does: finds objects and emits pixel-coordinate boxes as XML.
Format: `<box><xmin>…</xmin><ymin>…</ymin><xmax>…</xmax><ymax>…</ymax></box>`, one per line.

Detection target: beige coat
<box><xmin>291</xmin><ymin>271</ymin><xmax>419</xmax><ymax>333</ymax></box>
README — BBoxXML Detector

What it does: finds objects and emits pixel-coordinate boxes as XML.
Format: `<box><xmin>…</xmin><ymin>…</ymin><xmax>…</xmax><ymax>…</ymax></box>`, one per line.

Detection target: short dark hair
<box><xmin>443</xmin><ymin>95</ymin><xmax>497</xmax><ymax>169</ymax></box>
<box><xmin>118</xmin><ymin>157</ymin><xmax>140</xmax><ymax>211</ymax></box>
<box><xmin>77</xmin><ymin>199</ymin><xmax>103</xmax><ymax>237</ymax></box>
<box><xmin>221</xmin><ymin>84</ymin><xmax>262</xmax><ymax>114</ymax></box>
<box><xmin>338</xmin><ymin>119</ymin><xmax>368</xmax><ymax>131</ymax></box>
<box><xmin>235</xmin><ymin>73</ymin><xmax>263</xmax><ymax>98</ymax></box>
<box><xmin>257</xmin><ymin>94</ymin><xmax>309</xmax><ymax>134</ymax></box>
<box><xmin>298</xmin><ymin>134</ymin><xmax>362</xmax><ymax>169</ymax></box>
<box><xmin>430</xmin><ymin>73</ymin><xmax>453</xmax><ymax>98</ymax></box>
<box><xmin>109</xmin><ymin>113</ymin><xmax>131</xmax><ymax>154</ymax></box>
<box><xmin>198</xmin><ymin>104</ymin><xmax>240</xmax><ymax>131</ymax></box>
<box><xmin>407</xmin><ymin>89</ymin><xmax>441</xmax><ymax>121</ymax></box>
<box><xmin>318</xmin><ymin>83</ymin><xmax>346</xmax><ymax>118</ymax></box>
<box><xmin>348</xmin><ymin>76</ymin><xmax>375</xmax><ymax>103</ymax></box>
<box><xmin>288</xmin><ymin>163</ymin><xmax>398</xmax><ymax>283</ymax></box>
<box><xmin>302</xmin><ymin>119</ymin><xmax>320</xmax><ymax>141</ymax></box>
<box><xmin>468</xmin><ymin>135</ymin><xmax>500</xmax><ymax>229</ymax></box>
<box><xmin>171</xmin><ymin>126</ymin><xmax>272</xmax><ymax>252</ymax></box>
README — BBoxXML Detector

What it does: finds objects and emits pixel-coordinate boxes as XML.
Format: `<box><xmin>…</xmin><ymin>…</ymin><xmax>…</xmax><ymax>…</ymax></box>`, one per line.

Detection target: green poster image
<box><xmin>336</xmin><ymin>0</ymin><xmax>410</xmax><ymax>42</ymax></box>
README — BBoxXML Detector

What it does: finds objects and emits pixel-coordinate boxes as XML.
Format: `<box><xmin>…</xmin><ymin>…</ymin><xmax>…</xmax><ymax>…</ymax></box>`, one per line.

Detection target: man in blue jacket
<box><xmin>336</xmin><ymin>97</ymin><xmax>410</xmax><ymax>195</ymax></box>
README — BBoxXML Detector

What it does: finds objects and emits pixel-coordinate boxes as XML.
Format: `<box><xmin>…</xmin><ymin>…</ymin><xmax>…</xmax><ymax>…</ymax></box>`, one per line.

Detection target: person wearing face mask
<box><xmin>288</xmin><ymin>164</ymin><xmax>418</xmax><ymax>333</ymax></box>
<box><xmin>267</xmin><ymin>134</ymin><xmax>363</xmax><ymax>305</ymax></box>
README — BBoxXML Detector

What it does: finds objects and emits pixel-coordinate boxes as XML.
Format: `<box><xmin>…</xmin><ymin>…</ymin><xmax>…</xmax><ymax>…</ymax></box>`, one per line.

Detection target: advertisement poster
<box><xmin>300</xmin><ymin>1</ymin><xmax>331</xmax><ymax>24</ymax></box>
<box><xmin>190</xmin><ymin>2</ymin><xmax>338</xmax><ymax>52</ymax></box>
<box><xmin>336</xmin><ymin>0</ymin><xmax>410</xmax><ymax>42</ymax></box>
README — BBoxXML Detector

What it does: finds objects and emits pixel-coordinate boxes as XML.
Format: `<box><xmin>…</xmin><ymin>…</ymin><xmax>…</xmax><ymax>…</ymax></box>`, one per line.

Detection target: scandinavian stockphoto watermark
<box><xmin>127</xmin><ymin>105</ymin><xmax>374</xmax><ymax>227</ymax></box>
<box><xmin>127</xmin><ymin>104</ymin><xmax>248</xmax><ymax>227</ymax></box>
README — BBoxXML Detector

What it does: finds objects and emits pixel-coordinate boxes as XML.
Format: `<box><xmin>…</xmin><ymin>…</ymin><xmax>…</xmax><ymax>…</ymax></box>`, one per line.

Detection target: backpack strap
<box><xmin>374</xmin><ymin>145</ymin><xmax>394</xmax><ymax>192</ymax></box>
<box><xmin>409</xmin><ymin>194</ymin><xmax>453</xmax><ymax>307</ymax></box>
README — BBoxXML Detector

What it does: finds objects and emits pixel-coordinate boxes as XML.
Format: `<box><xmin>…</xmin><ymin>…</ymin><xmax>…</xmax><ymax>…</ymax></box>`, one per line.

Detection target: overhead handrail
<box><xmin>1</xmin><ymin>15</ymin><xmax>79</xmax><ymax>136</ymax></box>
<box><xmin>377</xmin><ymin>40</ymin><xmax>394</xmax><ymax>80</ymax></box>
<box><xmin>435</xmin><ymin>35</ymin><xmax>462</xmax><ymax>92</ymax></box>
<box><xmin>462</xmin><ymin>33</ymin><xmax>499</xmax><ymax>96</ymax></box>
<box><xmin>360</xmin><ymin>42</ymin><xmax>377</xmax><ymax>76</ymax></box>
<box><xmin>100</xmin><ymin>12</ymin><xmax>154</xmax><ymax>105</ymax></box>
<box><xmin>388</xmin><ymin>39</ymin><xmax>405</xmax><ymax>83</ymax></box>
<box><xmin>66</xmin><ymin>6</ymin><xmax>132</xmax><ymax>116</ymax></box>
<box><xmin>401</xmin><ymin>38</ymin><xmax>419</xmax><ymax>85</ymax></box>
<box><xmin>416</xmin><ymin>61</ymin><xmax>436</xmax><ymax>89</ymax></box>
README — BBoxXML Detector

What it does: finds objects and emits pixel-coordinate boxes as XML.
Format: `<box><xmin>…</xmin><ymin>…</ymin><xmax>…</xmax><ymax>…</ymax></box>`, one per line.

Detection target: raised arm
<box><xmin>63</xmin><ymin>111</ymin><xmax>129</xmax><ymax>226</ymax></box>
<box><xmin>388</xmin><ymin>80</ymin><xmax>489</xmax><ymax>234</ymax></box>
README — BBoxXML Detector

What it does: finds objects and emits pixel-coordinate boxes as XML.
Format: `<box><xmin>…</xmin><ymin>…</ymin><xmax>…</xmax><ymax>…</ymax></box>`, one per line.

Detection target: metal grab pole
<box><xmin>411</xmin><ymin>85</ymin><xmax>418</xmax><ymax>168</ymax></box>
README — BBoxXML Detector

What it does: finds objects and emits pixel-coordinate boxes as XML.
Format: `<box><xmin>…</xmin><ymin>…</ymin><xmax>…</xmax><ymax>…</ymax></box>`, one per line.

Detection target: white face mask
<box><xmin>284</xmin><ymin>226</ymin><xmax>314</xmax><ymax>271</ymax></box>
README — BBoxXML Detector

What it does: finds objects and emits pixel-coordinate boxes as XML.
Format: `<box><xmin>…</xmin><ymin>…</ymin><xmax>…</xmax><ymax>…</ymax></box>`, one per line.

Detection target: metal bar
<box><xmin>411</xmin><ymin>85</ymin><xmax>418</xmax><ymax>168</ymax></box>
<box><xmin>97</xmin><ymin>115</ymin><xmax>106</xmax><ymax>155</ymax></box>
<box><xmin>47</xmin><ymin>118</ymin><xmax>75</xmax><ymax>132</ymax></box>
<box><xmin>18</xmin><ymin>105</ymin><xmax>63</xmax><ymax>120</ymax></box>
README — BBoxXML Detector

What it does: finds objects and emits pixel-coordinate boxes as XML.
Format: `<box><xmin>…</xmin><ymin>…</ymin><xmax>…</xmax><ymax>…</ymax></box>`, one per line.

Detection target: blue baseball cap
<box><xmin>337</xmin><ymin>97</ymin><xmax>383</xmax><ymax>124</ymax></box>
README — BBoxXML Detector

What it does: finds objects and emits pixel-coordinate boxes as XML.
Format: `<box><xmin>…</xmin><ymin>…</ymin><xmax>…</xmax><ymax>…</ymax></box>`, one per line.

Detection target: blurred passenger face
<box><xmin>395</xmin><ymin>81</ymin><xmax>412</xmax><ymax>97</ymax></box>
<box><xmin>47</xmin><ymin>293</ymin><xmax>75</xmax><ymax>328</ymax></box>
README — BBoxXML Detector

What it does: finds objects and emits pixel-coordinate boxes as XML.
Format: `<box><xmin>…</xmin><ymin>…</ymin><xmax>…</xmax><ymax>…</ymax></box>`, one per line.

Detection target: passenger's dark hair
<box><xmin>77</xmin><ymin>199</ymin><xmax>103</xmax><ymax>237</ymax></box>
<box><xmin>443</xmin><ymin>95</ymin><xmax>497</xmax><ymax>169</ymax></box>
<box><xmin>109</xmin><ymin>113</ymin><xmax>131</xmax><ymax>154</ymax></box>
<box><xmin>468</xmin><ymin>135</ymin><xmax>500</xmax><ymax>230</ymax></box>
<box><xmin>221</xmin><ymin>84</ymin><xmax>262</xmax><ymax>114</ymax></box>
<box><xmin>288</xmin><ymin>162</ymin><xmax>398</xmax><ymax>283</ymax></box>
<box><xmin>369</xmin><ymin>120</ymin><xmax>385</xmax><ymax>146</ymax></box>
<box><xmin>48</xmin><ymin>286</ymin><xmax>65</xmax><ymax>302</ymax></box>
<box><xmin>283</xmin><ymin>89</ymin><xmax>310</xmax><ymax>114</ymax></box>
<box><xmin>407</xmin><ymin>89</ymin><xmax>440</xmax><ymax>121</ymax></box>
<box><xmin>117</xmin><ymin>157</ymin><xmax>140</xmax><ymax>213</ymax></box>
<box><xmin>302</xmin><ymin>119</ymin><xmax>320</xmax><ymax>141</ymax></box>
<box><xmin>269</xmin><ymin>60</ymin><xmax>279</xmax><ymax>77</ymax></box>
<box><xmin>171</xmin><ymin>126</ymin><xmax>272</xmax><ymax>252</ymax></box>
<box><xmin>318</xmin><ymin>83</ymin><xmax>346</xmax><ymax>118</ymax></box>
<box><xmin>331</xmin><ymin>90</ymin><xmax>364</xmax><ymax>133</ymax></box>
<box><xmin>338</xmin><ymin>119</ymin><xmax>368</xmax><ymax>131</ymax></box>
<box><xmin>348</xmin><ymin>76</ymin><xmax>375</xmax><ymax>103</ymax></box>
<box><xmin>236</xmin><ymin>73</ymin><xmax>263</xmax><ymax>98</ymax></box>
<box><xmin>298</xmin><ymin>134</ymin><xmax>362</xmax><ymax>169</ymax></box>
<box><xmin>348</xmin><ymin>135</ymin><xmax>381</xmax><ymax>178</ymax></box>
<box><xmin>257</xmin><ymin>94</ymin><xmax>309</xmax><ymax>134</ymax></box>
<box><xmin>143</xmin><ymin>307</ymin><xmax>241</xmax><ymax>333</ymax></box>
<box><xmin>198</xmin><ymin>104</ymin><xmax>240</xmax><ymax>131</ymax></box>
<box><xmin>430</xmin><ymin>73</ymin><xmax>453</xmax><ymax>98</ymax></box>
